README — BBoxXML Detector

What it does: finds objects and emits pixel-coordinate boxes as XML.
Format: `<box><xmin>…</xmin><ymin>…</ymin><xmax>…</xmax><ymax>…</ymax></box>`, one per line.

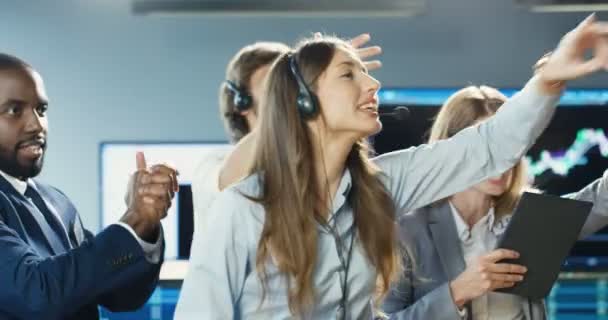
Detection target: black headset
<box><xmin>288</xmin><ymin>54</ymin><xmax>319</xmax><ymax>119</ymax></box>
<box><xmin>224</xmin><ymin>80</ymin><xmax>253</xmax><ymax>112</ymax></box>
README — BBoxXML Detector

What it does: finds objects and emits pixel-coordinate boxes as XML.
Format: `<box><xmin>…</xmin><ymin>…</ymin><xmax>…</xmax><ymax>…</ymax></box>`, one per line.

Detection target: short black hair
<box><xmin>0</xmin><ymin>53</ymin><xmax>31</xmax><ymax>71</ymax></box>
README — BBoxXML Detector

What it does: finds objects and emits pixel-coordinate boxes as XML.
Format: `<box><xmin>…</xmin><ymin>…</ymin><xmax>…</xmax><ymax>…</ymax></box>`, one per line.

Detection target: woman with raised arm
<box><xmin>176</xmin><ymin>15</ymin><xmax>608</xmax><ymax>319</ymax></box>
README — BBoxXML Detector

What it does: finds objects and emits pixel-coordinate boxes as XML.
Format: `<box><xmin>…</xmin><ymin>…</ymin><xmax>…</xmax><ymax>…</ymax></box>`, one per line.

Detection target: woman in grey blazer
<box><xmin>380</xmin><ymin>84</ymin><xmax>608</xmax><ymax>320</ymax></box>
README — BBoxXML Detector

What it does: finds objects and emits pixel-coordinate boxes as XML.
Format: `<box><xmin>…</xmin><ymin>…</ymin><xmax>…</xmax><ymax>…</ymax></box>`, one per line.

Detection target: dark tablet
<box><xmin>495</xmin><ymin>192</ymin><xmax>593</xmax><ymax>299</ymax></box>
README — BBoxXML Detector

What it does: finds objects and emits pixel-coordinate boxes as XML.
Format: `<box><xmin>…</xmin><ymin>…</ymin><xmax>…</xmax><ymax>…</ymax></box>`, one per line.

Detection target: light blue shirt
<box><xmin>175</xmin><ymin>77</ymin><xmax>560</xmax><ymax>319</ymax></box>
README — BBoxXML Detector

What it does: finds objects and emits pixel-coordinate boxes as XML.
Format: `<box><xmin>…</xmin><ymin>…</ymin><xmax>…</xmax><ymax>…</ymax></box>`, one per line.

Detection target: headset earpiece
<box><xmin>288</xmin><ymin>55</ymin><xmax>319</xmax><ymax>118</ymax></box>
<box><xmin>224</xmin><ymin>80</ymin><xmax>253</xmax><ymax>112</ymax></box>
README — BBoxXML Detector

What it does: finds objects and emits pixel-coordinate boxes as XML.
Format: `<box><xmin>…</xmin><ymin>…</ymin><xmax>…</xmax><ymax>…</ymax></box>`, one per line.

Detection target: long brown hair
<box><xmin>428</xmin><ymin>85</ymin><xmax>529</xmax><ymax>217</ymax></box>
<box><xmin>248</xmin><ymin>36</ymin><xmax>400</xmax><ymax>314</ymax></box>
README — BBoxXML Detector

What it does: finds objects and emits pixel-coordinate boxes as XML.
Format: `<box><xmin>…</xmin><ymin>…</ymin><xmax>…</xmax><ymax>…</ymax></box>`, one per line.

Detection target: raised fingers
<box><xmin>363</xmin><ymin>60</ymin><xmax>383</xmax><ymax>71</ymax></box>
<box><xmin>136</xmin><ymin>152</ymin><xmax>147</xmax><ymax>171</ymax></box>
<box><xmin>350</xmin><ymin>33</ymin><xmax>371</xmax><ymax>49</ymax></box>
<box><xmin>356</xmin><ymin>45</ymin><xmax>382</xmax><ymax>60</ymax></box>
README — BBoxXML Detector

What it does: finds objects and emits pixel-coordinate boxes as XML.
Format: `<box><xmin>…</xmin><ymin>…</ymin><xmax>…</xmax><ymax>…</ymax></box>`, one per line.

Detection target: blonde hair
<box><xmin>248</xmin><ymin>35</ymin><xmax>400</xmax><ymax>314</ymax></box>
<box><xmin>428</xmin><ymin>86</ymin><xmax>529</xmax><ymax>217</ymax></box>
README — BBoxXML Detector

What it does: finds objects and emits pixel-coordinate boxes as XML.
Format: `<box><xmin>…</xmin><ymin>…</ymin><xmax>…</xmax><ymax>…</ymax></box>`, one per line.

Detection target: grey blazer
<box><xmin>380</xmin><ymin>173</ymin><xmax>608</xmax><ymax>320</ymax></box>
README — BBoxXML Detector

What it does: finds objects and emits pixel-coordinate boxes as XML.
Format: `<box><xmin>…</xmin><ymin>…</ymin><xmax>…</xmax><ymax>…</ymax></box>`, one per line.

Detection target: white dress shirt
<box><xmin>449</xmin><ymin>201</ymin><xmax>525</xmax><ymax>320</ymax></box>
<box><xmin>0</xmin><ymin>170</ymin><xmax>163</xmax><ymax>264</ymax></box>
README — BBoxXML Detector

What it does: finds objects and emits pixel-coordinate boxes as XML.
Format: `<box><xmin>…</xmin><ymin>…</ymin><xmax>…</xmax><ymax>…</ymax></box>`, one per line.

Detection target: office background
<box><xmin>2</xmin><ymin>0</ymin><xmax>607</xmax><ymax>231</ymax></box>
<box><xmin>3</xmin><ymin>0</ymin><xmax>608</xmax><ymax>319</ymax></box>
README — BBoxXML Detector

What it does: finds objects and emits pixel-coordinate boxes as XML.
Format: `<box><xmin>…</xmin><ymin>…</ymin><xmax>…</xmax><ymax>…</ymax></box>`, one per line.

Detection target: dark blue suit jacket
<box><xmin>0</xmin><ymin>175</ymin><xmax>164</xmax><ymax>320</ymax></box>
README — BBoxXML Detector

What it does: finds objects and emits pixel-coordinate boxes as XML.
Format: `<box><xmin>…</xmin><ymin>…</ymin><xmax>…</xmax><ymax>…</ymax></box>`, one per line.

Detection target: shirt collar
<box><xmin>329</xmin><ymin>169</ymin><xmax>352</xmax><ymax>216</ymax></box>
<box><xmin>338</xmin><ymin>169</ymin><xmax>352</xmax><ymax>197</ymax></box>
<box><xmin>317</xmin><ymin>169</ymin><xmax>353</xmax><ymax>234</ymax></box>
<box><xmin>448</xmin><ymin>201</ymin><xmax>497</xmax><ymax>241</ymax></box>
<box><xmin>0</xmin><ymin>170</ymin><xmax>28</xmax><ymax>195</ymax></box>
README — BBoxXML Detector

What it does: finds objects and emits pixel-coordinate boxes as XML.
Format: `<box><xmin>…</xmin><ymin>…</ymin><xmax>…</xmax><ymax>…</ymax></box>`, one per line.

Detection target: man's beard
<box><xmin>0</xmin><ymin>145</ymin><xmax>44</xmax><ymax>180</ymax></box>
